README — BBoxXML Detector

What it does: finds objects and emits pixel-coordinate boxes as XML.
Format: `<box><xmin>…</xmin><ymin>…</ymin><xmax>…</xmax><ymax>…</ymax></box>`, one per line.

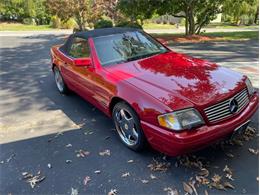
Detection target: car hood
<box><xmin>105</xmin><ymin>51</ymin><xmax>246</xmax><ymax>110</ymax></box>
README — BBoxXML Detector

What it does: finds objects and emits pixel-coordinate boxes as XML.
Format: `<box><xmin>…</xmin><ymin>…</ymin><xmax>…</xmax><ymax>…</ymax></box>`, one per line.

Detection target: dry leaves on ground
<box><xmin>99</xmin><ymin>149</ymin><xmax>111</xmax><ymax>156</ymax></box>
<box><xmin>94</xmin><ymin>170</ymin><xmax>101</xmax><ymax>174</ymax></box>
<box><xmin>141</xmin><ymin>179</ymin><xmax>149</xmax><ymax>184</ymax></box>
<box><xmin>248</xmin><ymin>148</ymin><xmax>259</xmax><ymax>155</ymax></box>
<box><xmin>83</xmin><ymin>176</ymin><xmax>91</xmax><ymax>185</ymax></box>
<box><xmin>121</xmin><ymin>172</ymin><xmax>130</xmax><ymax>177</ymax></box>
<box><xmin>147</xmin><ymin>158</ymin><xmax>171</xmax><ymax>172</ymax></box>
<box><xmin>183</xmin><ymin>182</ymin><xmax>193</xmax><ymax>194</ymax></box>
<box><xmin>108</xmin><ymin>189</ymin><xmax>118</xmax><ymax>195</ymax></box>
<box><xmin>75</xmin><ymin>149</ymin><xmax>90</xmax><ymax>158</ymax></box>
<box><xmin>71</xmin><ymin>187</ymin><xmax>78</xmax><ymax>195</ymax></box>
<box><xmin>150</xmin><ymin>174</ymin><xmax>157</xmax><ymax>179</ymax></box>
<box><xmin>22</xmin><ymin>171</ymin><xmax>45</xmax><ymax>188</ymax></box>
<box><xmin>163</xmin><ymin>187</ymin><xmax>179</xmax><ymax>195</ymax></box>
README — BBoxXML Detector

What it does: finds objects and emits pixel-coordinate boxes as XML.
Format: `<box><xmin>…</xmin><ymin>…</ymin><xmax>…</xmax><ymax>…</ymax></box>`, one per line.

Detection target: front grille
<box><xmin>204</xmin><ymin>88</ymin><xmax>249</xmax><ymax>123</ymax></box>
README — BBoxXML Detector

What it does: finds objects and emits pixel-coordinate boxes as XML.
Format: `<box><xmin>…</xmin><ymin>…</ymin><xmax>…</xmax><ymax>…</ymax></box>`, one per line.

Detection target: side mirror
<box><xmin>74</xmin><ymin>58</ymin><xmax>92</xmax><ymax>67</ymax></box>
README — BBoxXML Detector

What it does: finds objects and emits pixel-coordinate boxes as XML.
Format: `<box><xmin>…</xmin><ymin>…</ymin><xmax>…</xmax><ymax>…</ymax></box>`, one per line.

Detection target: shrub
<box><xmin>94</xmin><ymin>19</ymin><xmax>113</xmax><ymax>29</ymax></box>
<box><xmin>22</xmin><ymin>18</ymin><xmax>36</xmax><ymax>25</ymax></box>
<box><xmin>50</xmin><ymin>15</ymin><xmax>61</xmax><ymax>28</ymax></box>
<box><xmin>62</xmin><ymin>18</ymin><xmax>77</xmax><ymax>29</ymax></box>
<box><xmin>115</xmin><ymin>21</ymin><xmax>143</xmax><ymax>29</ymax></box>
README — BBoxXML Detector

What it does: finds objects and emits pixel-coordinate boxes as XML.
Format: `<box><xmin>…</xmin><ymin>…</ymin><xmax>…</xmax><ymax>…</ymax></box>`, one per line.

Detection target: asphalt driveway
<box><xmin>0</xmin><ymin>35</ymin><xmax>259</xmax><ymax>194</ymax></box>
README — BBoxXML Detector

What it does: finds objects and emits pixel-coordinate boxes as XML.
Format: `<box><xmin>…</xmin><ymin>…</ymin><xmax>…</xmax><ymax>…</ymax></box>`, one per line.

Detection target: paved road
<box><xmin>0</xmin><ymin>26</ymin><xmax>258</xmax><ymax>37</ymax></box>
<box><xmin>0</xmin><ymin>35</ymin><xmax>259</xmax><ymax>194</ymax></box>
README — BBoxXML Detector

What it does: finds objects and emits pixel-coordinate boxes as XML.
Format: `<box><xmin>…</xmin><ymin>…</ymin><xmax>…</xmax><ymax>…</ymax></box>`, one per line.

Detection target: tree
<box><xmin>222</xmin><ymin>0</ymin><xmax>259</xmax><ymax>25</ymax></box>
<box><xmin>117</xmin><ymin>0</ymin><xmax>156</xmax><ymax>25</ymax></box>
<box><xmin>46</xmin><ymin>0</ymin><xmax>103</xmax><ymax>30</ymax></box>
<box><xmin>156</xmin><ymin>0</ymin><xmax>224</xmax><ymax>35</ymax></box>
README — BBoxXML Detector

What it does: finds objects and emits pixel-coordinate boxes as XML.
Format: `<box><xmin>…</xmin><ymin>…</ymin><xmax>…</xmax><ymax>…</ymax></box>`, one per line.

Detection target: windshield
<box><xmin>93</xmin><ymin>31</ymin><xmax>168</xmax><ymax>66</ymax></box>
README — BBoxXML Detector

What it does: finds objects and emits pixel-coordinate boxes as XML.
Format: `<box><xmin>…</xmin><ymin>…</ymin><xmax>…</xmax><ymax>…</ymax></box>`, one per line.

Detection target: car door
<box><xmin>60</xmin><ymin>37</ymin><xmax>95</xmax><ymax>100</ymax></box>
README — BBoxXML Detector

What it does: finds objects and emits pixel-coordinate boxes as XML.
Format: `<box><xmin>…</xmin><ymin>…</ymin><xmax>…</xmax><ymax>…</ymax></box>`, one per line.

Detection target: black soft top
<box><xmin>60</xmin><ymin>27</ymin><xmax>141</xmax><ymax>54</ymax></box>
<box><xmin>75</xmin><ymin>27</ymin><xmax>141</xmax><ymax>39</ymax></box>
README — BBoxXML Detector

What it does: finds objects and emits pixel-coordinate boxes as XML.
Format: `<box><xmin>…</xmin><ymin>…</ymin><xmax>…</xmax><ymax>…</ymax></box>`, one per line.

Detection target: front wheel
<box><xmin>53</xmin><ymin>66</ymin><xmax>69</xmax><ymax>94</ymax></box>
<box><xmin>112</xmin><ymin>102</ymin><xmax>146</xmax><ymax>151</ymax></box>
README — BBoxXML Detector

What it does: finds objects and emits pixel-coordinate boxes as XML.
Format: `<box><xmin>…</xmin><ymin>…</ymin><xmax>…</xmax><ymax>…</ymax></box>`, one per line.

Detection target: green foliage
<box><xmin>62</xmin><ymin>18</ymin><xmax>77</xmax><ymax>29</ymax></box>
<box><xmin>0</xmin><ymin>0</ymin><xmax>51</xmax><ymax>25</ymax></box>
<box><xmin>94</xmin><ymin>19</ymin><xmax>113</xmax><ymax>29</ymax></box>
<box><xmin>115</xmin><ymin>21</ymin><xmax>143</xmax><ymax>29</ymax></box>
<box><xmin>222</xmin><ymin>0</ymin><xmax>259</xmax><ymax>25</ymax></box>
<box><xmin>50</xmin><ymin>15</ymin><xmax>61</xmax><ymax>28</ymax></box>
<box><xmin>22</xmin><ymin>17</ymin><xmax>36</xmax><ymax>25</ymax></box>
<box><xmin>117</xmin><ymin>0</ymin><xmax>156</xmax><ymax>25</ymax></box>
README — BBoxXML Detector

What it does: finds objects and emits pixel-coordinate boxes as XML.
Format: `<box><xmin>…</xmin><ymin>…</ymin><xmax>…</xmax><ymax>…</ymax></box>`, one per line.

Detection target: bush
<box><xmin>50</xmin><ymin>16</ymin><xmax>61</xmax><ymax>28</ymax></box>
<box><xmin>94</xmin><ymin>19</ymin><xmax>113</xmax><ymax>29</ymax></box>
<box><xmin>22</xmin><ymin>18</ymin><xmax>36</xmax><ymax>25</ymax></box>
<box><xmin>115</xmin><ymin>21</ymin><xmax>143</xmax><ymax>29</ymax></box>
<box><xmin>62</xmin><ymin>18</ymin><xmax>77</xmax><ymax>29</ymax></box>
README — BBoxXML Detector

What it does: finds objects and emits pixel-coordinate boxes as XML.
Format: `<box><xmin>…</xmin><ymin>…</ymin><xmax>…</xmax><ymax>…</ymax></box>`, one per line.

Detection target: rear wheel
<box><xmin>53</xmin><ymin>66</ymin><xmax>69</xmax><ymax>94</ymax></box>
<box><xmin>112</xmin><ymin>102</ymin><xmax>146</xmax><ymax>151</ymax></box>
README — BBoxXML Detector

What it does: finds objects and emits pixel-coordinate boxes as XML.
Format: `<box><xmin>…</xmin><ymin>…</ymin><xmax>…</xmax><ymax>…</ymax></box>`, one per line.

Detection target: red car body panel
<box><xmin>51</xmin><ymin>35</ymin><xmax>259</xmax><ymax>156</ymax></box>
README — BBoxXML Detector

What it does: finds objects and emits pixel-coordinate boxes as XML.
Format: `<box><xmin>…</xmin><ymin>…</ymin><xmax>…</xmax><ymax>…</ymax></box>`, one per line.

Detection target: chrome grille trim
<box><xmin>204</xmin><ymin>88</ymin><xmax>249</xmax><ymax>123</ymax></box>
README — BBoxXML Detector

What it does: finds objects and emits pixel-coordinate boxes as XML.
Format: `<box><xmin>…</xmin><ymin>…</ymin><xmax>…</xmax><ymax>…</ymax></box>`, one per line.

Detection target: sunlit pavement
<box><xmin>0</xmin><ymin>35</ymin><xmax>258</xmax><ymax>194</ymax></box>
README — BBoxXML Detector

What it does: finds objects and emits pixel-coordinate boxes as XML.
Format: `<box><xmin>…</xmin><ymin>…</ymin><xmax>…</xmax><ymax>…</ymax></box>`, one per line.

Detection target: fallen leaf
<box><xmin>121</xmin><ymin>172</ymin><xmax>130</xmax><ymax>177</ymax></box>
<box><xmin>223</xmin><ymin>181</ymin><xmax>235</xmax><ymax>189</ymax></box>
<box><xmin>76</xmin><ymin>149</ymin><xmax>90</xmax><ymax>158</ymax></box>
<box><xmin>248</xmin><ymin>148</ymin><xmax>259</xmax><ymax>155</ymax></box>
<box><xmin>141</xmin><ymin>179</ymin><xmax>149</xmax><ymax>184</ymax></box>
<box><xmin>196</xmin><ymin>176</ymin><xmax>210</xmax><ymax>185</ymax></box>
<box><xmin>22</xmin><ymin>171</ymin><xmax>45</xmax><ymax>189</ymax></box>
<box><xmin>211</xmin><ymin>182</ymin><xmax>226</xmax><ymax>190</ymax></box>
<box><xmin>83</xmin><ymin>176</ymin><xmax>91</xmax><ymax>185</ymax></box>
<box><xmin>150</xmin><ymin>174</ymin><xmax>157</xmax><ymax>179</ymax></box>
<box><xmin>71</xmin><ymin>187</ymin><xmax>78</xmax><ymax>195</ymax></box>
<box><xmin>6</xmin><ymin>154</ymin><xmax>15</xmax><ymax>163</ymax></box>
<box><xmin>198</xmin><ymin>168</ymin><xmax>209</xmax><ymax>177</ymax></box>
<box><xmin>163</xmin><ymin>187</ymin><xmax>179</xmax><ymax>195</ymax></box>
<box><xmin>94</xmin><ymin>170</ymin><xmax>101</xmax><ymax>174</ymax></box>
<box><xmin>66</xmin><ymin>160</ymin><xmax>72</xmax><ymax>164</ymax></box>
<box><xmin>99</xmin><ymin>149</ymin><xmax>111</xmax><ymax>156</ymax></box>
<box><xmin>225</xmin><ymin>174</ymin><xmax>234</xmax><ymax>181</ymax></box>
<box><xmin>47</xmin><ymin>163</ymin><xmax>52</xmax><ymax>169</ymax></box>
<box><xmin>66</xmin><ymin>144</ymin><xmax>72</xmax><ymax>148</ymax></box>
<box><xmin>127</xmin><ymin>160</ymin><xmax>134</xmax><ymax>163</ymax></box>
<box><xmin>225</xmin><ymin>152</ymin><xmax>234</xmax><ymax>158</ymax></box>
<box><xmin>183</xmin><ymin>182</ymin><xmax>193</xmax><ymax>194</ymax></box>
<box><xmin>223</xmin><ymin>165</ymin><xmax>232</xmax><ymax>175</ymax></box>
<box><xmin>211</xmin><ymin>174</ymin><xmax>222</xmax><ymax>183</ymax></box>
<box><xmin>108</xmin><ymin>189</ymin><xmax>118</xmax><ymax>195</ymax></box>
<box><xmin>189</xmin><ymin>180</ymin><xmax>198</xmax><ymax>195</ymax></box>
<box><xmin>147</xmin><ymin>159</ymin><xmax>170</xmax><ymax>172</ymax></box>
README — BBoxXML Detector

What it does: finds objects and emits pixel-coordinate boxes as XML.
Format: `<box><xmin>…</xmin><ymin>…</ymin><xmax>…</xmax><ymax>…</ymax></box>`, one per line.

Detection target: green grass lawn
<box><xmin>143</xmin><ymin>23</ymin><xmax>178</xmax><ymax>29</ymax></box>
<box><xmin>152</xmin><ymin>31</ymin><xmax>259</xmax><ymax>42</ymax></box>
<box><xmin>204</xmin><ymin>31</ymin><xmax>259</xmax><ymax>40</ymax></box>
<box><xmin>0</xmin><ymin>23</ymin><xmax>53</xmax><ymax>31</ymax></box>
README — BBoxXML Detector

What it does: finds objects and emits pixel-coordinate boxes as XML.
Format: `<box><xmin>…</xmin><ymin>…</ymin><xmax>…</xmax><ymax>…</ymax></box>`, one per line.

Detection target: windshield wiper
<box><xmin>126</xmin><ymin>50</ymin><xmax>166</xmax><ymax>62</ymax></box>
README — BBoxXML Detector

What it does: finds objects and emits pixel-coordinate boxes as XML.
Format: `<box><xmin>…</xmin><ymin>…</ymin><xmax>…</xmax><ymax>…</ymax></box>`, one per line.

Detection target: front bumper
<box><xmin>141</xmin><ymin>93</ymin><xmax>259</xmax><ymax>156</ymax></box>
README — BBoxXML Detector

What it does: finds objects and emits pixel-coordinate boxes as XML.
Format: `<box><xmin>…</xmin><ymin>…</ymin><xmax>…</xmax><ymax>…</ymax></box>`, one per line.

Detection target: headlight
<box><xmin>158</xmin><ymin>108</ymin><xmax>204</xmax><ymax>131</ymax></box>
<box><xmin>245</xmin><ymin>78</ymin><xmax>254</xmax><ymax>96</ymax></box>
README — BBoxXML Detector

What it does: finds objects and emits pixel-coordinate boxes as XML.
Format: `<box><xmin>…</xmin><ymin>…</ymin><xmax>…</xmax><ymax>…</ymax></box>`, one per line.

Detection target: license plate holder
<box><xmin>231</xmin><ymin>120</ymin><xmax>250</xmax><ymax>140</ymax></box>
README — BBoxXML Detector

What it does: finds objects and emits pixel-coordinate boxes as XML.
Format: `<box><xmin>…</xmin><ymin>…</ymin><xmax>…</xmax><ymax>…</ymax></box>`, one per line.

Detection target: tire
<box><xmin>112</xmin><ymin>102</ymin><xmax>146</xmax><ymax>151</ymax></box>
<box><xmin>53</xmin><ymin>66</ymin><xmax>69</xmax><ymax>94</ymax></box>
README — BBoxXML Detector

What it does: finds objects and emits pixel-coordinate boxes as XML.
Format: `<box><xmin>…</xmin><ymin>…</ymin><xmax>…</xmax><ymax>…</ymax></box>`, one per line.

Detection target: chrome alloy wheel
<box><xmin>54</xmin><ymin>68</ymin><xmax>65</xmax><ymax>92</ymax></box>
<box><xmin>114</xmin><ymin>108</ymin><xmax>139</xmax><ymax>146</ymax></box>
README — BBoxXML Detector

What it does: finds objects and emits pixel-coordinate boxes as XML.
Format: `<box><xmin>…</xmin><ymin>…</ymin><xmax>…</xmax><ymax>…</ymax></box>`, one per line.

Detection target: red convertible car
<box><xmin>50</xmin><ymin>28</ymin><xmax>258</xmax><ymax>156</ymax></box>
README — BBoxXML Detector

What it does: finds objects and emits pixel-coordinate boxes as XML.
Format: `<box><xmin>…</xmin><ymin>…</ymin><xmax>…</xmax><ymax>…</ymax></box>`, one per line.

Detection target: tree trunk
<box><xmin>255</xmin><ymin>7</ymin><xmax>259</xmax><ymax>24</ymax></box>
